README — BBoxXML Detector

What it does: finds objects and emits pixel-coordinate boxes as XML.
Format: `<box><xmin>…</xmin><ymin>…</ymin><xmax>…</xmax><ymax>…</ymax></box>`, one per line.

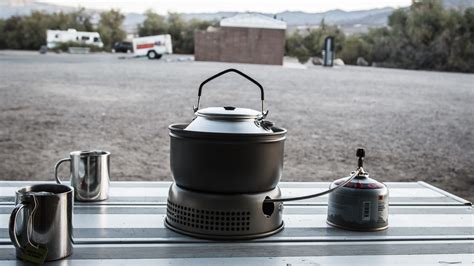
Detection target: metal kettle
<box><xmin>184</xmin><ymin>68</ymin><xmax>275</xmax><ymax>134</ymax></box>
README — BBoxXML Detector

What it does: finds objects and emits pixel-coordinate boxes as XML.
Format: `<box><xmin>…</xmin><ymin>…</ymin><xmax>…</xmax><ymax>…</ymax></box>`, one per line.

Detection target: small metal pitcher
<box><xmin>55</xmin><ymin>150</ymin><xmax>110</xmax><ymax>202</ymax></box>
<box><xmin>9</xmin><ymin>184</ymin><xmax>73</xmax><ymax>262</ymax></box>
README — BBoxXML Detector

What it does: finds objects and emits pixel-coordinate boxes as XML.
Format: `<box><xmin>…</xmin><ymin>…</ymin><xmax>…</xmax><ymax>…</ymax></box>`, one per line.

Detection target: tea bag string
<box><xmin>264</xmin><ymin>168</ymin><xmax>362</xmax><ymax>203</ymax></box>
<box><xmin>26</xmin><ymin>195</ymin><xmax>39</xmax><ymax>249</ymax></box>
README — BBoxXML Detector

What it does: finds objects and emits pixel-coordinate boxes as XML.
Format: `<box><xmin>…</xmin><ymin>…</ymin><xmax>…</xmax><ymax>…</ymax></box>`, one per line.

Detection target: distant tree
<box><xmin>301</xmin><ymin>29</ymin><xmax>321</xmax><ymax>56</ymax></box>
<box><xmin>0</xmin><ymin>9</ymin><xmax>96</xmax><ymax>50</ymax></box>
<box><xmin>21</xmin><ymin>11</ymin><xmax>52</xmax><ymax>50</ymax></box>
<box><xmin>48</xmin><ymin>9</ymin><xmax>94</xmax><ymax>31</ymax></box>
<box><xmin>286</xmin><ymin>30</ymin><xmax>313</xmax><ymax>62</ymax></box>
<box><xmin>68</xmin><ymin>8</ymin><xmax>94</xmax><ymax>31</ymax></box>
<box><xmin>97</xmin><ymin>9</ymin><xmax>126</xmax><ymax>50</ymax></box>
<box><xmin>137</xmin><ymin>9</ymin><xmax>167</xmax><ymax>36</ymax></box>
<box><xmin>363</xmin><ymin>28</ymin><xmax>393</xmax><ymax>64</ymax></box>
<box><xmin>342</xmin><ymin>0</ymin><xmax>473</xmax><ymax>72</ymax></box>
<box><xmin>0</xmin><ymin>19</ymin><xmax>5</xmax><ymax>49</ymax></box>
<box><xmin>282</xmin><ymin>0</ymin><xmax>472</xmax><ymax>72</ymax></box>
<box><xmin>137</xmin><ymin>11</ymin><xmax>216</xmax><ymax>54</ymax></box>
<box><xmin>285</xmin><ymin>21</ymin><xmax>345</xmax><ymax>59</ymax></box>
<box><xmin>446</xmin><ymin>7</ymin><xmax>474</xmax><ymax>71</ymax></box>
<box><xmin>339</xmin><ymin>36</ymin><xmax>370</xmax><ymax>65</ymax></box>
<box><xmin>380</xmin><ymin>0</ymin><xmax>473</xmax><ymax>71</ymax></box>
<box><xmin>2</xmin><ymin>16</ymin><xmax>24</xmax><ymax>49</ymax></box>
<box><xmin>181</xmin><ymin>19</ymin><xmax>216</xmax><ymax>54</ymax></box>
<box><xmin>0</xmin><ymin>1</ymin><xmax>472</xmax><ymax>72</ymax></box>
<box><xmin>285</xmin><ymin>31</ymin><xmax>304</xmax><ymax>57</ymax></box>
<box><xmin>294</xmin><ymin>46</ymin><xmax>310</xmax><ymax>64</ymax></box>
<box><xmin>166</xmin><ymin>12</ymin><xmax>187</xmax><ymax>53</ymax></box>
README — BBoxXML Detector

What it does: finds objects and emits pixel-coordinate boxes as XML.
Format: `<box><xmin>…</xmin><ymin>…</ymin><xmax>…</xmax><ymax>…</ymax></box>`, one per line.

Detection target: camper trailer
<box><xmin>46</xmin><ymin>29</ymin><xmax>104</xmax><ymax>49</ymax></box>
<box><xmin>132</xmin><ymin>34</ymin><xmax>172</xmax><ymax>59</ymax></box>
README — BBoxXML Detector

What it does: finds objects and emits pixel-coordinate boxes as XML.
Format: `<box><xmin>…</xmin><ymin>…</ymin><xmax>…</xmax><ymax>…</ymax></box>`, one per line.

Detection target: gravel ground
<box><xmin>0</xmin><ymin>50</ymin><xmax>473</xmax><ymax>202</ymax></box>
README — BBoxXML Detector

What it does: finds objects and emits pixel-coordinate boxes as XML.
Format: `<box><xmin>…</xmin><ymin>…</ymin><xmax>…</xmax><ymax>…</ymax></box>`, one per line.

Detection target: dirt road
<box><xmin>0</xmin><ymin>51</ymin><xmax>472</xmax><ymax>201</ymax></box>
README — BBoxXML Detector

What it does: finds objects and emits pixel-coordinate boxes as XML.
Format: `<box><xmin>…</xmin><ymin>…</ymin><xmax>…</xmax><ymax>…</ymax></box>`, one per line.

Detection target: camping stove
<box><xmin>165</xmin><ymin>183</ymin><xmax>284</xmax><ymax>240</ymax></box>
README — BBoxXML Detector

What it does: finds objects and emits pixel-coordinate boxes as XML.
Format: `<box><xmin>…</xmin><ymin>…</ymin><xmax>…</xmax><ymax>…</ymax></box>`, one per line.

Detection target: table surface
<box><xmin>0</xmin><ymin>181</ymin><xmax>472</xmax><ymax>265</ymax></box>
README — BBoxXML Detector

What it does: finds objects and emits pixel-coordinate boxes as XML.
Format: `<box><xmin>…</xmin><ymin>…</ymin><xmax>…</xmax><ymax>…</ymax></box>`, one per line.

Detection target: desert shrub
<box><xmin>294</xmin><ymin>46</ymin><xmax>310</xmax><ymax>63</ymax></box>
<box><xmin>97</xmin><ymin>9</ymin><xmax>126</xmax><ymax>50</ymax></box>
<box><xmin>286</xmin><ymin>21</ymin><xmax>345</xmax><ymax>59</ymax></box>
<box><xmin>138</xmin><ymin>11</ymin><xmax>217</xmax><ymax>54</ymax></box>
<box><xmin>1</xmin><ymin>0</ymin><xmax>473</xmax><ymax>72</ymax></box>
<box><xmin>339</xmin><ymin>36</ymin><xmax>371</xmax><ymax>65</ymax></box>
<box><xmin>0</xmin><ymin>9</ymin><xmax>122</xmax><ymax>51</ymax></box>
<box><xmin>285</xmin><ymin>0</ymin><xmax>474</xmax><ymax>72</ymax></box>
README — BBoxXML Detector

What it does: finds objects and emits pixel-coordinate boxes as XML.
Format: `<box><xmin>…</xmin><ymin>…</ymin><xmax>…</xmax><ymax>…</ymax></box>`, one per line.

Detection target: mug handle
<box><xmin>54</xmin><ymin>158</ymin><xmax>71</xmax><ymax>184</ymax></box>
<box><xmin>9</xmin><ymin>196</ymin><xmax>35</xmax><ymax>249</ymax></box>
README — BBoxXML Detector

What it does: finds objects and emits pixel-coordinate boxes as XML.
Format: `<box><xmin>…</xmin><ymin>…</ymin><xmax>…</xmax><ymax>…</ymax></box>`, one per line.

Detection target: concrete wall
<box><xmin>195</xmin><ymin>27</ymin><xmax>285</xmax><ymax>65</ymax></box>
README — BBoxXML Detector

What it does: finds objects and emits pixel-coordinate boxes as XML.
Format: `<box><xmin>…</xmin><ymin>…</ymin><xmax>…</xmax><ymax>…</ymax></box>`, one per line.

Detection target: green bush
<box><xmin>138</xmin><ymin>9</ymin><xmax>168</xmax><ymax>36</ymax></box>
<box><xmin>137</xmin><ymin>11</ymin><xmax>217</xmax><ymax>54</ymax></box>
<box><xmin>0</xmin><ymin>9</ymin><xmax>94</xmax><ymax>50</ymax></box>
<box><xmin>0</xmin><ymin>9</ymin><xmax>122</xmax><ymax>51</ymax></box>
<box><xmin>339</xmin><ymin>36</ymin><xmax>371</xmax><ymax>65</ymax></box>
<box><xmin>285</xmin><ymin>0</ymin><xmax>474</xmax><ymax>72</ymax></box>
<box><xmin>294</xmin><ymin>46</ymin><xmax>310</xmax><ymax>64</ymax></box>
<box><xmin>0</xmin><ymin>1</ymin><xmax>472</xmax><ymax>72</ymax></box>
<box><xmin>286</xmin><ymin>21</ymin><xmax>345</xmax><ymax>59</ymax></box>
<box><xmin>97</xmin><ymin>9</ymin><xmax>126</xmax><ymax>50</ymax></box>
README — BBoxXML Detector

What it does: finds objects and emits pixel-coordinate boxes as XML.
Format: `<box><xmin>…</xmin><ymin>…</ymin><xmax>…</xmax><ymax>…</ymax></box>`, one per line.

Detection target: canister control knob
<box><xmin>356</xmin><ymin>148</ymin><xmax>365</xmax><ymax>169</ymax></box>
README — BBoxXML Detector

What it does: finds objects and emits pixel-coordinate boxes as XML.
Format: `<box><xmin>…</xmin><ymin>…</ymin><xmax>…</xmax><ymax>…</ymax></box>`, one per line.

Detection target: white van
<box><xmin>46</xmin><ymin>29</ymin><xmax>104</xmax><ymax>49</ymax></box>
<box><xmin>132</xmin><ymin>34</ymin><xmax>172</xmax><ymax>59</ymax></box>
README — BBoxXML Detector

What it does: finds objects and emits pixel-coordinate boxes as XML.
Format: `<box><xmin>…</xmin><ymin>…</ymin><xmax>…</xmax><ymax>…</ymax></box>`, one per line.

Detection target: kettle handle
<box><xmin>194</xmin><ymin>68</ymin><xmax>268</xmax><ymax>118</ymax></box>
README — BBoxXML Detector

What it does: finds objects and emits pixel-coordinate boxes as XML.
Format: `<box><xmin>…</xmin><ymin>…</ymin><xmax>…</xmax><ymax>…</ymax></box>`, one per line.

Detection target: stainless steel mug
<box><xmin>9</xmin><ymin>184</ymin><xmax>73</xmax><ymax>262</ymax></box>
<box><xmin>55</xmin><ymin>150</ymin><xmax>110</xmax><ymax>202</ymax></box>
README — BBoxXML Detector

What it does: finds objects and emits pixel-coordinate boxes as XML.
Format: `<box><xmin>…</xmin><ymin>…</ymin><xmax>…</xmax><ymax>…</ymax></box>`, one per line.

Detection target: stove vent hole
<box><xmin>167</xmin><ymin>200</ymin><xmax>252</xmax><ymax>231</ymax></box>
<box><xmin>262</xmin><ymin>196</ymin><xmax>274</xmax><ymax>217</ymax></box>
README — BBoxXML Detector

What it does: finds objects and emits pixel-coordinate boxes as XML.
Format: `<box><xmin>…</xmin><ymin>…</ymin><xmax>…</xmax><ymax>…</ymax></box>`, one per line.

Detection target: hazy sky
<box><xmin>37</xmin><ymin>0</ymin><xmax>412</xmax><ymax>14</ymax></box>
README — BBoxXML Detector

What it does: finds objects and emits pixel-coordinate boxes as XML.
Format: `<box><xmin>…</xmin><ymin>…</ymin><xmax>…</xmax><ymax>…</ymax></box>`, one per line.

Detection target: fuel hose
<box><xmin>264</xmin><ymin>167</ymin><xmax>362</xmax><ymax>203</ymax></box>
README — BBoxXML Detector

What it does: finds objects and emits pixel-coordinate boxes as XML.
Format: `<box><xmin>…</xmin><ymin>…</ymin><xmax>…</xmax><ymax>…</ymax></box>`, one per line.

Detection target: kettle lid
<box><xmin>196</xmin><ymin>106</ymin><xmax>261</xmax><ymax>120</ymax></box>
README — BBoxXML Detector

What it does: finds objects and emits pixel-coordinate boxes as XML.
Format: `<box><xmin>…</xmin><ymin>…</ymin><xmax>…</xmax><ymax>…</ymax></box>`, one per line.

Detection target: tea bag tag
<box><xmin>19</xmin><ymin>243</ymin><xmax>48</xmax><ymax>265</ymax></box>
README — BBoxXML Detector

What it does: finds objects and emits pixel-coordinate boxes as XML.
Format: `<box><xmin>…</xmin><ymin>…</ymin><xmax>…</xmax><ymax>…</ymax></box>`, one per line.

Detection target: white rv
<box><xmin>46</xmin><ymin>29</ymin><xmax>104</xmax><ymax>49</ymax></box>
<box><xmin>132</xmin><ymin>34</ymin><xmax>172</xmax><ymax>59</ymax></box>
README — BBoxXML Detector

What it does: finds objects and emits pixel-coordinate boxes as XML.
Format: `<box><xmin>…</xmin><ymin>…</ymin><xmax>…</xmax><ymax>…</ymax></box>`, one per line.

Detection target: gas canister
<box><xmin>327</xmin><ymin>149</ymin><xmax>389</xmax><ymax>231</ymax></box>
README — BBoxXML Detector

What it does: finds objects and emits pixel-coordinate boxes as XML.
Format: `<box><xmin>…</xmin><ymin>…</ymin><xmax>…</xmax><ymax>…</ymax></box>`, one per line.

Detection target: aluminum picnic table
<box><xmin>0</xmin><ymin>181</ymin><xmax>472</xmax><ymax>265</ymax></box>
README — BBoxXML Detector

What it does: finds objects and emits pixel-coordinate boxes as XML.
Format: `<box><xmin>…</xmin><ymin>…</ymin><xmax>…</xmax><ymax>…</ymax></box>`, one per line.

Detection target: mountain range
<box><xmin>1</xmin><ymin>0</ymin><xmax>473</xmax><ymax>34</ymax></box>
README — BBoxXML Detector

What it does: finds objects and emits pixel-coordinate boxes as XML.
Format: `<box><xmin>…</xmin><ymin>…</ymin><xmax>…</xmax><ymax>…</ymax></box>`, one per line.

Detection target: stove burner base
<box><xmin>165</xmin><ymin>218</ymin><xmax>284</xmax><ymax>240</ymax></box>
<box><xmin>165</xmin><ymin>183</ymin><xmax>284</xmax><ymax>240</ymax></box>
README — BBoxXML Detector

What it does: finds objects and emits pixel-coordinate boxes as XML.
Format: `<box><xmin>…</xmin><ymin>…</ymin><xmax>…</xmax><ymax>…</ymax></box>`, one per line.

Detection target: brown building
<box><xmin>194</xmin><ymin>14</ymin><xmax>287</xmax><ymax>65</ymax></box>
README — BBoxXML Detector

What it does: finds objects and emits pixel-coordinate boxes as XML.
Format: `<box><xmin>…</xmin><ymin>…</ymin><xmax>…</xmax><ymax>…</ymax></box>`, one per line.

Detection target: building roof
<box><xmin>220</xmin><ymin>13</ymin><xmax>287</xmax><ymax>30</ymax></box>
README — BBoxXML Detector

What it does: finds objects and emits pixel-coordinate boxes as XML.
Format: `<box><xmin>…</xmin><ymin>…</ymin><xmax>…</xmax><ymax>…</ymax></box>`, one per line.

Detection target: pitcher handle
<box><xmin>54</xmin><ymin>158</ymin><xmax>70</xmax><ymax>184</ymax></box>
